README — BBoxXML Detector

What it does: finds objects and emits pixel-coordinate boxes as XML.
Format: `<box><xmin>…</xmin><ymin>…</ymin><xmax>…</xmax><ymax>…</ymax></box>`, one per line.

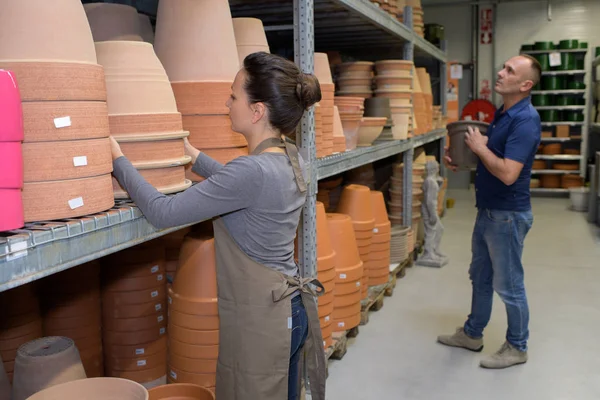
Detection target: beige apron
<box><xmin>213</xmin><ymin>137</ymin><xmax>326</xmax><ymax>400</ymax></box>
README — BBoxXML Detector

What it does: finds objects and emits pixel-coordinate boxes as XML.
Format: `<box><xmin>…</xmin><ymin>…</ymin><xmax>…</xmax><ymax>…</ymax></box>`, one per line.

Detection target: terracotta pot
<box><xmin>12</xmin><ymin>337</ymin><xmax>86</xmax><ymax>400</ymax></box>
<box><xmin>0</xmin><ymin>0</ymin><xmax>96</xmax><ymax>64</ymax></box>
<box><xmin>336</xmin><ymin>184</ymin><xmax>375</xmax><ymax>228</ymax></box>
<box><xmin>103</xmin><ymin>300</ymin><xmax>166</xmax><ymax>320</ymax></box>
<box><xmin>104</xmin><ymin>326</ymin><xmax>166</xmax><ymax>346</ymax></box>
<box><xmin>0</xmin><ymin>70</ymin><xmax>23</xmax><ymax>142</ymax></box>
<box><xmin>168</xmin><ymin>310</ymin><xmax>219</xmax><ymax>331</ymax></box>
<box><xmin>105</xmin><ymin>347</ymin><xmax>167</xmax><ymax>372</ymax></box>
<box><xmin>168</xmin><ymin>339</ymin><xmax>219</xmax><ymax>360</ymax></box>
<box><xmin>332</xmin><ymin>312</ymin><xmax>361</xmax><ymax>332</ymax></box>
<box><xmin>233</xmin><ymin>18</ymin><xmax>270</xmax><ymax>64</ymax></box>
<box><xmin>103</xmin><ymin>286</ymin><xmax>167</xmax><ymax>307</ymax></box>
<box><xmin>154</xmin><ymin>0</ymin><xmax>239</xmax><ymax>82</ymax></box>
<box><xmin>25</xmin><ymin>377</ymin><xmax>149</xmax><ymax>400</ymax></box>
<box><xmin>171</xmin><ymin>82</ymin><xmax>231</xmax><ymax>115</ymax></box>
<box><xmin>113</xmin><ymin>166</ymin><xmax>190</xmax><ymax>199</ymax></box>
<box><xmin>314</xmin><ymin>53</ymin><xmax>333</xmax><ymax>84</ymax></box>
<box><xmin>374</xmin><ymin>60</ymin><xmax>413</xmax><ymax>76</ymax></box>
<box><xmin>107</xmin><ymin>364</ymin><xmax>167</xmax><ymax>385</ymax></box>
<box><xmin>357</xmin><ymin>117</ymin><xmax>386</xmax><ymax>146</ymax></box>
<box><xmin>316</xmin><ymin>202</ymin><xmax>336</xmax><ymax>260</ymax></box>
<box><xmin>326</xmin><ymin>214</ymin><xmax>361</xmax><ymax>268</ymax></box>
<box><xmin>182</xmin><ymin>115</ymin><xmax>247</xmax><ymax>149</ymax></box>
<box><xmin>84</xmin><ymin>3</ymin><xmax>143</xmax><ymax>42</ymax></box>
<box><xmin>149</xmin><ymin>383</ymin><xmax>215</xmax><ymax>400</ymax></box>
<box><xmin>168</xmin><ymin>325</ymin><xmax>219</xmax><ymax>346</ymax></box>
<box><xmin>139</xmin><ymin>14</ymin><xmax>155</xmax><ymax>44</ymax></box>
<box><xmin>173</xmin><ymin>235</ymin><xmax>217</xmax><ymax>299</ymax></box>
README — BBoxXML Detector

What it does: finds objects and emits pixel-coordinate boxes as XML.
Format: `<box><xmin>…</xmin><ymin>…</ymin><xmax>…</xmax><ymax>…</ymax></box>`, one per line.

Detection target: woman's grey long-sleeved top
<box><xmin>112</xmin><ymin>151</ymin><xmax>307</xmax><ymax>276</ymax></box>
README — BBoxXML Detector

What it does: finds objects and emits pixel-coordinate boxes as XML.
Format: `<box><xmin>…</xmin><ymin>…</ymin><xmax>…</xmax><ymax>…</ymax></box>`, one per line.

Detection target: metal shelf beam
<box><xmin>531</xmin><ymin>170</ymin><xmax>579</xmax><ymax>175</ymax></box>
<box><xmin>316</xmin><ymin>129</ymin><xmax>447</xmax><ymax>180</ymax></box>
<box><xmin>530</xmin><ymin>188</ymin><xmax>570</xmax><ymax>194</ymax></box>
<box><xmin>521</xmin><ymin>49</ymin><xmax>587</xmax><ymax>55</ymax></box>
<box><xmin>535</xmin><ymin>106</ymin><xmax>585</xmax><ymax>111</ymax></box>
<box><xmin>531</xmin><ymin>90</ymin><xmax>585</xmax><ymax>95</ymax></box>
<box><xmin>535</xmin><ymin>155</ymin><xmax>582</xmax><ymax>161</ymax></box>
<box><xmin>540</xmin><ymin>137</ymin><xmax>579</xmax><ymax>142</ymax></box>
<box><xmin>541</xmin><ymin>70</ymin><xmax>586</xmax><ymax>76</ymax></box>
<box><xmin>541</xmin><ymin>122</ymin><xmax>584</xmax><ymax>127</ymax></box>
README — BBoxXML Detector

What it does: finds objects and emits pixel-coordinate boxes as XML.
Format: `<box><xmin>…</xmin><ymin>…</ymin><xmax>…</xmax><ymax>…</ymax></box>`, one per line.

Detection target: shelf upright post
<box><xmin>439</xmin><ymin>40</ymin><xmax>448</xmax><ymax>181</ymax></box>
<box><xmin>402</xmin><ymin>5</ymin><xmax>414</xmax><ymax>228</ymax></box>
<box><xmin>581</xmin><ymin>48</ymin><xmax>591</xmax><ymax>176</ymax></box>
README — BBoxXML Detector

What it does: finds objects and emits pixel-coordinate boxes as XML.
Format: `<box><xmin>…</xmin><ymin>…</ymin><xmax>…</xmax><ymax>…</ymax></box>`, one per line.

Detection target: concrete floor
<box><xmin>326</xmin><ymin>189</ymin><xmax>600</xmax><ymax>400</ymax></box>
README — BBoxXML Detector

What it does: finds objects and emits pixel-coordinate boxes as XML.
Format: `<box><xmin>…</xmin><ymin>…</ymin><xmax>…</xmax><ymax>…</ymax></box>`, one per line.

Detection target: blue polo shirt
<box><xmin>475</xmin><ymin>96</ymin><xmax>541</xmax><ymax>211</ymax></box>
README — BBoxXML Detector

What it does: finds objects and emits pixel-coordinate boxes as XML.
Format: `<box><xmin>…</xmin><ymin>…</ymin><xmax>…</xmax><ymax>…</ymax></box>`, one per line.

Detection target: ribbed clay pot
<box><xmin>182</xmin><ymin>115</ymin><xmax>247</xmax><ymax>149</ymax></box>
<box><xmin>233</xmin><ymin>18</ymin><xmax>270</xmax><ymax>65</ymax></box>
<box><xmin>149</xmin><ymin>383</ymin><xmax>215</xmax><ymax>400</ymax></box>
<box><xmin>112</xmin><ymin>164</ymin><xmax>191</xmax><ymax>199</ymax></box>
<box><xmin>0</xmin><ymin>70</ymin><xmax>23</xmax><ymax>142</ymax></box>
<box><xmin>336</xmin><ymin>185</ymin><xmax>375</xmax><ymax>231</ymax></box>
<box><xmin>26</xmin><ymin>377</ymin><xmax>149</xmax><ymax>400</ymax></box>
<box><xmin>154</xmin><ymin>0</ymin><xmax>239</xmax><ymax>82</ymax></box>
<box><xmin>314</xmin><ymin>53</ymin><xmax>334</xmax><ymax>84</ymax></box>
<box><xmin>374</xmin><ymin>60</ymin><xmax>414</xmax><ymax>77</ymax></box>
<box><xmin>11</xmin><ymin>337</ymin><xmax>86</xmax><ymax>400</ymax></box>
<box><xmin>84</xmin><ymin>3</ymin><xmax>143</xmax><ymax>42</ymax></box>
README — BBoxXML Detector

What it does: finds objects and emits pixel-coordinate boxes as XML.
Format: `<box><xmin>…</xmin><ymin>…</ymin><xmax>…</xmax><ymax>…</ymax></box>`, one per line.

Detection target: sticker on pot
<box><xmin>288</xmin><ymin>317</ymin><xmax>292</xmax><ymax>329</ymax></box>
<box><xmin>155</xmin><ymin>303</ymin><xmax>162</xmax><ymax>311</ymax></box>
<box><xmin>68</xmin><ymin>197</ymin><xmax>84</xmax><ymax>210</ymax></box>
<box><xmin>339</xmin><ymin>273</ymin><xmax>347</xmax><ymax>279</ymax></box>
<box><xmin>159</xmin><ymin>327</ymin><xmax>166</xmax><ymax>335</ymax></box>
<box><xmin>72</xmin><ymin>156</ymin><xmax>88</xmax><ymax>167</ymax></box>
<box><xmin>325</xmin><ymin>316</ymin><xmax>330</xmax><ymax>322</ymax></box>
<box><xmin>135</xmin><ymin>348</ymin><xmax>145</xmax><ymax>355</ymax></box>
<box><xmin>157</xmin><ymin>274</ymin><xmax>163</xmax><ymax>281</ymax></box>
<box><xmin>170</xmin><ymin>370</ymin><xmax>177</xmax><ymax>380</ymax></box>
<box><xmin>151</xmin><ymin>290</ymin><xmax>159</xmax><ymax>298</ymax></box>
<box><xmin>168</xmin><ymin>296</ymin><xmax>172</xmax><ymax>304</ymax></box>
<box><xmin>151</xmin><ymin>265</ymin><xmax>159</xmax><ymax>274</ymax></box>
<box><xmin>373</xmin><ymin>228</ymin><xmax>379</xmax><ymax>233</ymax></box>
<box><xmin>158</xmin><ymin>315</ymin><xmax>164</xmax><ymax>323</ymax></box>
<box><xmin>54</xmin><ymin>116</ymin><xmax>71</xmax><ymax>128</ymax></box>
<box><xmin>137</xmin><ymin>360</ymin><xmax>147</xmax><ymax>367</ymax></box>
<box><xmin>356</xmin><ymin>282</ymin><xmax>361</xmax><ymax>287</ymax></box>
<box><xmin>338</xmin><ymin>322</ymin><xmax>345</xmax><ymax>328</ymax></box>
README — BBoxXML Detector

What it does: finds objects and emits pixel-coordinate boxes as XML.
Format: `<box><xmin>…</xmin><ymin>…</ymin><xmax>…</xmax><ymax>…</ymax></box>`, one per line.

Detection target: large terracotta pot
<box><xmin>336</xmin><ymin>184</ymin><xmax>375</xmax><ymax>230</ymax></box>
<box><xmin>11</xmin><ymin>337</ymin><xmax>86</xmax><ymax>400</ymax></box>
<box><xmin>112</xmin><ymin>165</ymin><xmax>191</xmax><ymax>199</ymax></box>
<box><xmin>182</xmin><ymin>115</ymin><xmax>247</xmax><ymax>149</ymax></box>
<box><xmin>84</xmin><ymin>3</ymin><xmax>143</xmax><ymax>42</ymax></box>
<box><xmin>326</xmin><ymin>214</ymin><xmax>361</xmax><ymax>269</ymax></box>
<box><xmin>0</xmin><ymin>70</ymin><xmax>24</xmax><ymax>142</ymax></box>
<box><xmin>154</xmin><ymin>0</ymin><xmax>239</xmax><ymax>82</ymax></box>
<box><xmin>26</xmin><ymin>377</ymin><xmax>149</xmax><ymax>400</ymax></box>
<box><xmin>173</xmin><ymin>235</ymin><xmax>217</xmax><ymax>303</ymax></box>
<box><xmin>233</xmin><ymin>18</ymin><xmax>270</xmax><ymax>65</ymax></box>
<box><xmin>316</xmin><ymin>202</ymin><xmax>336</xmax><ymax>267</ymax></box>
<box><xmin>149</xmin><ymin>383</ymin><xmax>215</xmax><ymax>400</ymax></box>
<box><xmin>0</xmin><ymin>0</ymin><xmax>96</xmax><ymax>64</ymax></box>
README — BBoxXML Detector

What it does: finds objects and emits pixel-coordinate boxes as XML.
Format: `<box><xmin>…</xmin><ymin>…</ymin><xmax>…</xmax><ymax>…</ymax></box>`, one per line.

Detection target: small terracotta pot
<box><xmin>25</xmin><ymin>378</ymin><xmax>149</xmax><ymax>400</ymax></box>
<box><xmin>105</xmin><ymin>347</ymin><xmax>167</xmax><ymax>372</ymax></box>
<box><xmin>336</xmin><ymin>184</ymin><xmax>375</xmax><ymax>229</ymax></box>
<box><xmin>12</xmin><ymin>337</ymin><xmax>87</xmax><ymax>400</ymax></box>
<box><xmin>173</xmin><ymin>235</ymin><xmax>217</xmax><ymax>300</ymax></box>
<box><xmin>316</xmin><ymin>202</ymin><xmax>336</xmax><ymax>260</ymax></box>
<box><xmin>333</xmin><ymin>289</ymin><xmax>361</xmax><ymax>308</ymax></box>
<box><xmin>332</xmin><ymin>312</ymin><xmax>361</xmax><ymax>332</ymax></box>
<box><xmin>84</xmin><ymin>3</ymin><xmax>143</xmax><ymax>42</ymax></box>
<box><xmin>374</xmin><ymin>60</ymin><xmax>414</xmax><ymax>76</ymax></box>
<box><xmin>103</xmin><ymin>326</ymin><xmax>166</xmax><ymax>346</ymax></box>
<box><xmin>149</xmin><ymin>383</ymin><xmax>215</xmax><ymax>400</ymax></box>
<box><xmin>103</xmin><ymin>313</ymin><xmax>166</xmax><ymax>332</ymax></box>
<box><xmin>168</xmin><ymin>310</ymin><xmax>219</xmax><ymax>331</ymax></box>
<box><xmin>326</xmin><ymin>214</ymin><xmax>361</xmax><ymax>268</ymax></box>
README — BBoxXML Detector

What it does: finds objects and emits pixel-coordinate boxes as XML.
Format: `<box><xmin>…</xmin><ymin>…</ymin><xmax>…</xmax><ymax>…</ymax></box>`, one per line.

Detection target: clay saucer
<box><xmin>169</xmin><ymin>354</ymin><xmax>217</xmax><ymax>374</ymax></box>
<box><xmin>149</xmin><ymin>383</ymin><xmax>215</xmax><ymax>400</ymax></box>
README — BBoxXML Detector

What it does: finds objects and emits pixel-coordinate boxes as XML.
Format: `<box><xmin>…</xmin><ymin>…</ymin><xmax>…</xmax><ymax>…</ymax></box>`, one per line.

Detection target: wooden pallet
<box><xmin>324</xmin><ymin>326</ymin><xmax>359</xmax><ymax>362</ymax></box>
<box><xmin>359</xmin><ymin>283</ymin><xmax>389</xmax><ymax>325</ymax></box>
<box><xmin>385</xmin><ymin>254</ymin><xmax>412</xmax><ymax>296</ymax></box>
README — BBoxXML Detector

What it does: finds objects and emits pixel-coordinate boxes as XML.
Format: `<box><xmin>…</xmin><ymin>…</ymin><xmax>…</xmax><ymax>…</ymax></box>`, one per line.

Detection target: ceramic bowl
<box><xmin>357</xmin><ymin>117</ymin><xmax>386</xmax><ymax>146</ymax></box>
<box><xmin>154</xmin><ymin>0</ymin><xmax>239</xmax><ymax>82</ymax></box>
<box><xmin>84</xmin><ymin>3</ymin><xmax>143</xmax><ymax>42</ymax></box>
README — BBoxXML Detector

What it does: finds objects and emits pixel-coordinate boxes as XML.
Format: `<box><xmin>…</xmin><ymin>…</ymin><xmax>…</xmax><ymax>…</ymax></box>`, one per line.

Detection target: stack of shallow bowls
<box><xmin>388</xmin><ymin>162</ymin><xmax>425</xmax><ymax>227</ymax></box>
<box><xmin>336</xmin><ymin>185</ymin><xmax>375</xmax><ymax>300</ymax></box>
<box><xmin>357</xmin><ymin>117</ymin><xmax>387</xmax><ymax>146</ymax></box>
<box><xmin>102</xmin><ymin>243</ymin><xmax>168</xmax><ymax>389</ymax></box>
<box><xmin>315</xmin><ymin>203</ymin><xmax>336</xmax><ymax>349</ymax></box>
<box><xmin>326</xmin><ymin>214</ymin><xmax>363</xmax><ymax>332</ymax></box>
<box><xmin>336</xmin><ymin>62</ymin><xmax>374</xmax><ymax>99</ymax></box>
<box><xmin>364</xmin><ymin>97</ymin><xmax>395</xmax><ymax>142</ymax></box>
<box><xmin>96</xmin><ymin>41</ymin><xmax>192</xmax><ymax>198</ymax></box>
<box><xmin>374</xmin><ymin>60</ymin><xmax>414</xmax><ymax>139</ymax></box>
<box><xmin>334</xmin><ymin>97</ymin><xmax>365</xmax><ymax>151</ymax></box>
<box><xmin>368</xmin><ymin>191</ymin><xmax>392</xmax><ymax>286</ymax></box>
<box><xmin>41</xmin><ymin>262</ymin><xmax>103</xmax><ymax>377</ymax></box>
<box><xmin>154</xmin><ymin>0</ymin><xmax>247</xmax><ymax>182</ymax></box>
<box><xmin>390</xmin><ymin>226</ymin><xmax>411</xmax><ymax>264</ymax></box>
<box><xmin>314</xmin><ymin>53</ymin><xmax>335</xmax><ymax>157</ymax></box>
<box><xmin>232</xmin><ymin>18</ymin><xmax>270</xmax><ymax>66</ymax></box>
<box><xmin>0</xmin><ymin>0</ymin><xmax>114</xmax><ymax>222</ymax></box>
<box><xmin>0</xmin><ymin>284</ymin><xmax>42</xmax><ymax>384</ymax></box>
<box><xmin>0</xmin><ymin>70</ymin><xmax>24</xmax><ymax>231</ymax></box>
<box><xmin>84</xmin><ymin>3</ymin><xmax>144</xmax><ymax>42</ymax></box>
<box><xmin>168</xmin><ymin>234</ymin><xmax>219</xmax><ymax>393</ymax></box>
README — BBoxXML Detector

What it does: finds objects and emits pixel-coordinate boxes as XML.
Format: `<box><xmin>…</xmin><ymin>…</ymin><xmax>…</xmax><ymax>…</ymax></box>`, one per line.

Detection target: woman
<box><xmin>110</xmin><ymin>52</ymin><xmax>326</xmax><ymax>400</ymax></box>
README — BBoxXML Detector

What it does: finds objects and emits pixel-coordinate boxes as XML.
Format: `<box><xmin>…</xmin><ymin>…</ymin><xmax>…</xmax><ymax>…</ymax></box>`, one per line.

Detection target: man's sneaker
<box><xmin>437</xmin><ymin>327</ymin><xmax>484</xmax><ymax>352</ymax></box>
<box><xmin>480</xmin><ymin>341</ymin><xmax>527</xmax><ymax>369</ymax></box>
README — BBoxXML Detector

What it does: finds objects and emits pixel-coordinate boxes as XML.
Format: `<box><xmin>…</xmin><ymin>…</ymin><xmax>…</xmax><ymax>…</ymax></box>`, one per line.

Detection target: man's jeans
<box><xmin>463</xmin><ymin>209</ymin><xmax>533</xmax><ymax>352</ymax></box>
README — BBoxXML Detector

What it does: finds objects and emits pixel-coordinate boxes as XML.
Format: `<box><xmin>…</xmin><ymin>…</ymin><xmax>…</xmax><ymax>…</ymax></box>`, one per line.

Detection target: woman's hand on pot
<box><xmin>184</xmin><ymin>137</ymin><xmax>201</xmax><ymax>164</ymax></box>
<box><xmin>109</xmin><ymin>136</ymin><xmax>124</xmax><ymax>161</ymax></box>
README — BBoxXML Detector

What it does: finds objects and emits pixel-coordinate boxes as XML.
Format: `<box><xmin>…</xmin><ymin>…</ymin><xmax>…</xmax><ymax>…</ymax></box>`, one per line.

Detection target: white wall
<box><xmin>423</xmin><ymin>4</ymin><xmax>473</xmax><ymax>63</ymax></box>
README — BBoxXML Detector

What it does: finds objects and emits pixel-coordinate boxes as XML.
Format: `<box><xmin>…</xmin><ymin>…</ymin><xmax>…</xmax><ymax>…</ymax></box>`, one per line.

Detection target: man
<box><xmin>438</xmin><ymin>55</ymin><xmax>542</xmax><ymax>369</ymax></box>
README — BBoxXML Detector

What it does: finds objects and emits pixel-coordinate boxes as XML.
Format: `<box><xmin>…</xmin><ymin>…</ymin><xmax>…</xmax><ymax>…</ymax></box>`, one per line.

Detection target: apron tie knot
<box><xmin>272</xmin><ymin>275</ymin><xmax>324</xmax><ymax>303</ymax></box>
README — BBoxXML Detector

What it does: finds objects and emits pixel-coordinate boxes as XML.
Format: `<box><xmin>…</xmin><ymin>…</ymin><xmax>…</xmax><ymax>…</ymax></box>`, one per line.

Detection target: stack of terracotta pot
<box><xmin>316</xmin><ymin>202</ymin><xmax>336</xmax><ymax>349</ymax></box>
<box><xmin>387</xmin><ymin>162</ymin><xmax>424</xmax><ymax>251</ymax></box>
<box><xmin>327</xmin><ymin>214</ymin><xmax>363</xmax><ymax>332</ymax></box>
<box><xmin>390</xmin><ymin>225</ymin><xmax>411</xmax><ymax>264</ymax></box>
<box><xmin>232</xmin><ymin>18</ymin><xmax>270</xmax><ymax>65</ymax></box>
<box><xmin>84</xmin><ymin>3</ymin><xmax>144</xmax><ymax>42</ymax></box>
<box><xmin>0</xmin><ymin>0</ymin><xmax>114</xmax><ymax>223</ymax></box>
<box><xmin>336</xmin><ymin>185</ymin><xmax>375</xmax><ymax>299</ymax></box>
<box><xmin>154</xmin><ymin>0</ymin><xmax>247</xmax><ymax>182</ymax></box>
<box><xmin>335</xmin><ymin>62</ymin><xmax>374</xmax><ymax>99</ymax></box>
<box><xmin>96</xmin><ymin>41</ymin><xmax>191</xmax><ymax>198</ymax></box>
<box><xmin>102</xmin><ymin>243</ymin><xmax>168</xmax><ymax>389</ymax></box>
<box><xmin>40</xmin><ymin>262</ymin><xmax>103</xmax><ymax>378</ymax></box>
<box><xmin>375</xmin><ymin>60</ymin><xmax>414</xmax><ymax>139</ymax></box>
<box><xmin>161</xmin><ymin>227</ymin><xmax>193</xmax><ymax>283</ymax></box>
<box><xmin>168</xmin><ymin>234</ymin><xmax>219</xmax><ymax>392</ymax></box>
<box><xmin>414</xmin><ymin>67</ymin><xmax>433</xmax><ymax>135</ymax></box>
<box><xmin>0</xmin><ymin>284</ymin><xmax>43</xmax><ymax>383</ymax></box>
<box><xmin>12</xmin><ymin>336</ymin><xmax>87</xmax><ymax>400</ymax></box>
<box><xmin>334</xmin><ymin>97</ymin><xmax>365</xmax><ymax>151</ymax></box>
<box><xmin>332</xmin><ymin>106</ymin><xmax>347</xmax><ymax>153</ymax></box>
<box><xmin>317</xmin><ymin>176</ymin><xmax>344</xmax><ymax>212</ymax></box>
<box><xmin>314</xmin><ymin>53</ymin><xmax>335</xmax><ymax>158</ymax></box>
<box><xmin>314</xmin><ymin>103</ymin><xmax>327</xmax><ymax>158</ymax></box>
<box><xmin>0</xmin><ymin>70</ymin><xmax>24</xmax><ymax>231</ymax></box>
<box><xmin>368</xmin><ymin>191</ymin><xmax>392</xmax><ymax>286</ymax></box>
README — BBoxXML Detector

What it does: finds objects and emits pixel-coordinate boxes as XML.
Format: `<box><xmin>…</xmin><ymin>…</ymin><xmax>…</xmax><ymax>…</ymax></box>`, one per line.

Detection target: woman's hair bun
<box><xmin>296</xmin><ymin>73</ymin><xmax>322</xmax><ymax>110</ymax></box>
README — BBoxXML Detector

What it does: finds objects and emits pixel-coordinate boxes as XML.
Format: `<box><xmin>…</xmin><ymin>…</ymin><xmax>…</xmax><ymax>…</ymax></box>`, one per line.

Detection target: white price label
<box><xmin>135</xmin><ymin>348</ymin><xmax>145</xmax><ymax>355</ymax></box>
<box><xmin>151</xmin><ymin>265</ymin><xmax>159</xmax><ymax>274</ymax></box>
<box><xmin>159</xmin><ymin>327</ymin><xmax>166</xmax><ymax>335</ymax></box>
<box><xmin>325</xmin><ymin>316</ymin><xmax>330</xmax><ymax>322</ymax></box>
<box><xmin>151</xmin><ymin>290</ymin><xmax>158</xmax><ymax>298</ymax></box>
<box><xmin>54</xmin><ymin>116</ymin><xmax>71</xmax><ymax>128</ymax></box>
<box><xmin>157</xmin><ymin>274</ymin><xmax>163</xmax><ymax>281</ymax></box>
<box><xmin>72</xmin><ymin>156</ymin><xmax>88</xmax><ymax>167</ymax></box>
<box><xmin>373</xmin><ymin>228</ymin><xmax>379</xmax><ymax>233</ymax></box>
<box><xmin>339</xmin><ymin>273</ymin><xmax>347</xmax><ymax>279</ymax></box>
<box><xmin>549</xmin><ymin>52</ymin><xmax>562</xmax><ymax>67</ymax></box>
<box><xmin>137</xmin><ymin>360</ymin><xmax>147</xmax><ymax>367</ymax></box>
<box><xmin>168</xmin><ymin>296</ymin><xmax>172</xmax><ymax>304</ymax></box>
<box><xmin>157</xmin><ymin>315</ymin><xmax>164</xmax><ymax>323</ymax></box>
<box><xmin>356</xmin><ymin>281</ymin><xmax>361</xmax><ymax>287</ymax></box>
<box><xmin>338</xmin><ymin>322</ymin><xmax>345</xmax><ymax>328</ymax></box>
<box><xmin>68</xmin><ymin>197</ymin><xmax>84</xmax><ymax>210</ymax></box>
<box><xmin>170</xmin><ymin>370</ymin><xmax>177</xmax><ymax>380</ymax></box>
<box><xmin>155</xmin><ymin>303</ymin><xmax>162</xmax><ymax>311</ymax></box>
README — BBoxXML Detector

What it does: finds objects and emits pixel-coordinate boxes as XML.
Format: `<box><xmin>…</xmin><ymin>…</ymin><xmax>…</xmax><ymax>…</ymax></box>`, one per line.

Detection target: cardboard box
<box><xmin>556</xmin><ymin>125</ymin><xmax>570</xmax><ymax>138</ymax></box>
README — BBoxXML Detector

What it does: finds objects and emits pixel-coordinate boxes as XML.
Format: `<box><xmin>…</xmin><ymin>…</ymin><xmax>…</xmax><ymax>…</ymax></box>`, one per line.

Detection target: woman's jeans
<box><xmin>288</xmin><ymin>295</ymin><xmax>309</xmax><ymax>400</ymax></box>
<box><xmin>463</xmin><ymin>209</ymin><xmax>533</xmax><ymax>352</ymax></box>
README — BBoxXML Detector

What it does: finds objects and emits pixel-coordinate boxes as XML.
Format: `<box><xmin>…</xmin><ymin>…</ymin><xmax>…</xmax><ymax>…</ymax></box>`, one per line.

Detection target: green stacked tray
<box><xmin>568</xmin><ymin>76</ymin><xmax>586</xmax><ymax>90</ymax></box>
<box><xmin>536</xmin><ymin>54</ymin><xmax>550</xmax><ymax>71</ymax></box>
<box><xmin>580</xmin><ymin>42</ymin><xmax>588</xmax><ymax>49</ymax></box>
<box><xmin>532</xmin><ymin>94</ymin><xmax>552</xmax><ymax>106</ymax></box>
<box><xmin>560</xmin><ymin>53</ymin><xmax>577</xmax><ymax>70</ymax></box>
<box><xmin>559</xmin><ymin>39</ymin><xmax>579</xmax><ymax>49</ymax></box>
<box><xmin>542</xmin><ymin>76</ymin><xmax>565</xmax><ymax>90</ymax></box>
<box><xmin>521</xmin><ymin>44</ymin><xmax>534</xmax><ymax>52</ymax></box>
<box><xmin>596</xmin><ymin>47</ymin><xmax>600</xmax><ymax>58</ymax></box>
<box><xmin>565</xmin><ymin>111</ymin><xmax>584</xmax><ymax>122</ymax></box>
<box><xmin>555</xmin><ymin>96</ymin><xmax>576</xmax><ymax>106</ymax></box>
<box><xmin>539</xmin><ymin>109</ymin><xmax>561</xmax><ymax>122</ymax></box>
<box><xmin>534</xmin><ymin>41</ymin><xmax>554</xmax><ymax>51</ymax></box>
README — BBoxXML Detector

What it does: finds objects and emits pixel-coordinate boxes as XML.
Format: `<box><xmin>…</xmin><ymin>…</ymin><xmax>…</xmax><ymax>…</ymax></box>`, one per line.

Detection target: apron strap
<box><xmin>251</xmin><ymin>136</ymin><xmax>307</xmax><ymax>193</ymax></box>
<box><xmin>272</xmin><ymin>275</ymin><xmax>324</xmax><ymax>303</ymax></box>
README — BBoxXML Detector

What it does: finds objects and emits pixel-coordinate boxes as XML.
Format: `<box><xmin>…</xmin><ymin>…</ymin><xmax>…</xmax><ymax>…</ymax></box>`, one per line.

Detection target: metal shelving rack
<box><xmin>0</xmin><ymin>0</ymin><xmax>447</xmax><ymax>292</ymax></box>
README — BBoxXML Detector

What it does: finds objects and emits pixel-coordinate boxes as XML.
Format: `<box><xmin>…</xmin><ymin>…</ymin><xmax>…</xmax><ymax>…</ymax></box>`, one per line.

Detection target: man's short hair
<box><xmin>521</xmin><ymin>54</ymin><xmax>542</xmax><ymax>87</ymax></box>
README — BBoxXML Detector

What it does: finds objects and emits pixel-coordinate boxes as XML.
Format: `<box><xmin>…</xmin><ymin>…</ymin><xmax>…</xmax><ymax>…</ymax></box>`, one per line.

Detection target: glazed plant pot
<box><xmin>336</xmin><ymin>184</ymin><xmax>376</xmax><ymax>230</ymax></box>
<box><xmin>0</xmin><ymin>0</ymin><xmax>96</xmax><ymax>64</ymax></box>
<box><xmin>12</xmin><ymin>337</ymin><xmax>87</xmax><ymax>400</ymax></box>
<box><xmin>154</xmin><ymin>0</ymin><xmax>239</xmax><ymax>82</ymax></box>
<box><xmin>26</xmin><ymin>377</ymin><xmax>149</xmax><ymax>400</ymax></box>
<box><xmin>149</xmin><ymin>383</ymin><xmax>215</xmax><ymax>400</ymax></box>
<box><xmin>446</xmin><ymin>120</ymin><xmax>489</xmax><ymax>170</ymax></box>
<box><xmin>326</xmin><ymin>214</ymin><xmax>362</xmax><ymax>268</ymax></box>
<box><xmin>357</xmin><ymin>117</ymin><xmax>386</xmax><ymax>146</ymax></box>
<box><xmin>0</xmin><ymin>70</ymin><xmax>24</xmax><ymax>142</ymax></box>
<box><xmin>84</xmin><ymin>3</ymin><xmax>143</xmax><ymax>42</ymax></box>
<box><xmin>314</xmin><ymin>53</ymin><xmax>333</xmax><ymax>84</ymax></box>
